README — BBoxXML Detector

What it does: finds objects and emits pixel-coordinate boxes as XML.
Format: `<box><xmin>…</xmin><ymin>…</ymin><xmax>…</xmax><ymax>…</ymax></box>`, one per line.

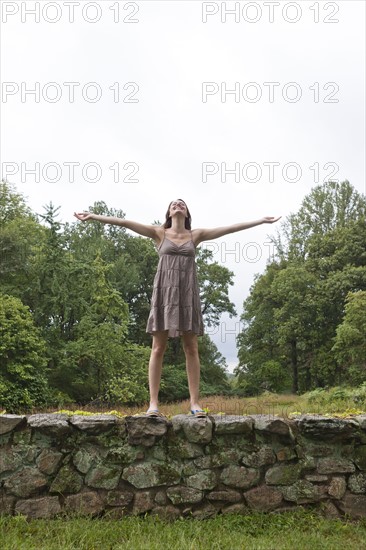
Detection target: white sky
<box><xmin>1</xmin><ymin>0</ymin><xmax>365</xmax><ymax>371</ymax></box>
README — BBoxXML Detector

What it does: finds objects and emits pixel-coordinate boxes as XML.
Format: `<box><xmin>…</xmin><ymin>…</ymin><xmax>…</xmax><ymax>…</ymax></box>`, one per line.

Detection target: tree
<box><xmin>235</xmin><ymin>262</ymin><xmax>286</xmax><ymax>395</ymax></box>
<box><xmin>332</xmin><ymin>291</ymin><xmax>366</xmax><ymax>384</ymax></box>
<box><xmin>272</xmin><ymin>180</ymin><xmax>366</xmax><ymax>263</ymax></box>
<box><xmin>236</xmin><ymin>181</ymin><xmax>366</xmax><ymax>395</ymax></box>
<box><xmin>0</xmin><ymin>180</ymin><xmax>45</xmax><ymax>300</ymax></box>
<box><xmin>0</xmin><ymin>294</ymin><xmax>50</xmax><ymax>412</ymax></box>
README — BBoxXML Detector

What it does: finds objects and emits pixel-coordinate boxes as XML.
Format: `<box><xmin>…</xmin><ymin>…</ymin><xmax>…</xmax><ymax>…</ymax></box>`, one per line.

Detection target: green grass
<box><xmin>3</xmin><ymin>385</ymin><xmax>366</xmax><ymax>419</ymax></box>
<box><xmin>38</xmin><ymin>386</ymin><xmax>366</xmax><ymax>419</ymax></box>
<box><xmin>1</xmin><ymin>510</ymin><xmax>366</xmax><ymax>550</ymax></box>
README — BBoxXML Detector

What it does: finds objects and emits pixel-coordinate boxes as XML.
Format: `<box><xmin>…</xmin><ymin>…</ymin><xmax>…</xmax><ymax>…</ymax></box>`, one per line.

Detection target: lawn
<box><xmin>1</xmin><ymin>509</ymin><xmax>366</xmax><ymax>550</ymax></box>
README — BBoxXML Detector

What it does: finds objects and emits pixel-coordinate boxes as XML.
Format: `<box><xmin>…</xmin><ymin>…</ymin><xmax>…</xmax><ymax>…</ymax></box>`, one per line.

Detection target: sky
<box><xmin>1</xmin><ymin>0</ymin><xmax>365</xmax><ymax>371</ymax></box>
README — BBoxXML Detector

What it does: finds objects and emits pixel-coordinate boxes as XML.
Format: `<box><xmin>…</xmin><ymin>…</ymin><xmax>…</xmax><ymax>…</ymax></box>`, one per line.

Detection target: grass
<box><xmin>1</xmin><ymin>509</ymin><xmax>366</xmax><ymax>550</ymax></box>
<box><xmin>28</xmin><ymin>387</ymin><xmax>366</xmax><ymax>419</ymax></box>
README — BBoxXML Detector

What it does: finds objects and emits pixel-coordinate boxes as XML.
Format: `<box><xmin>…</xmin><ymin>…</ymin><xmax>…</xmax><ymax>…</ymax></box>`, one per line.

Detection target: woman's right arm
<box><xmin>73</xmin><ymin>212</ymin><xmax>162</xmax><ymax>241</ymax></box>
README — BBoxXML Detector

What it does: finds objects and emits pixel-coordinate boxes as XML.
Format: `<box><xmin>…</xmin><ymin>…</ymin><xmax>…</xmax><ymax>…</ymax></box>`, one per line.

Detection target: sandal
<box><xmin>191</xmin><ymin>409</ymin><xmax>207</xmax><ymax>418</ymax></box>
<box><xmin>146</xmin><ymin>409</ymin><xmax>165</xmax><ymax>418</ymax></box>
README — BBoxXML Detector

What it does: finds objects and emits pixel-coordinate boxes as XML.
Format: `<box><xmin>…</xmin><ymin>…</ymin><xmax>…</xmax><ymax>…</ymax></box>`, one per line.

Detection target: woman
<box><xmin>74</xmin><ymin>200</ymin><xmax>280</xmax><ymax>417</ymax></box>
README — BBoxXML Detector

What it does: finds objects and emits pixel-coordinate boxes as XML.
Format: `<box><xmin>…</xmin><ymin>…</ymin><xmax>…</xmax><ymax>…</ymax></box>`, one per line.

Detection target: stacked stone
<box><xmin>0</xmin><ymin>412</ymin><xmax>366</xmax><ymax>520</ymax></box>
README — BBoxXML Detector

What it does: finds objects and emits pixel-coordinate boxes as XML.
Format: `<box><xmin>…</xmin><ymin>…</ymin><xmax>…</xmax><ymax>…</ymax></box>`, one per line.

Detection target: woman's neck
<box><xmin>169</xmin><ymin>216</ymin><xmax>188</xmax><ymax>234</ymax></box>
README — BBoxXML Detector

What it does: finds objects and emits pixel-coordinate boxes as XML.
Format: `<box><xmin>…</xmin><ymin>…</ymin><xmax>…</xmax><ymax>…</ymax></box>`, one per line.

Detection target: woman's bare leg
<box><xmin>182</xmin><ymin>332</ymin><xmax>201</xmax><ymax>410</ymax></box>
<box><xmin>148</xmin><ymin>331</ymin><xmax>169</xmax><ymax>410</ymax></box>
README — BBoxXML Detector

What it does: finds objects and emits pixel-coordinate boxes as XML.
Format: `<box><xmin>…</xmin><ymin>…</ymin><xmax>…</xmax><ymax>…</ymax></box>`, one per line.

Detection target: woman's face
<box><xmin>169</xmin><ymin>199</ymin><xmax>187</xmax><ymax>218</ymax></box>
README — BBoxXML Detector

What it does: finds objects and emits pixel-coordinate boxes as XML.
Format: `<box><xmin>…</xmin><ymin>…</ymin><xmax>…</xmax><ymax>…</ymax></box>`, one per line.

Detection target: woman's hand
<box><xmin>74</xmin><ymin>212</ymin><xmax>94</xmax><ymax>222</ymax></box>
<box><xmin>262</xmin><ymin>216</ymin><xmax>282</xmax><ymax>224</ymax></box>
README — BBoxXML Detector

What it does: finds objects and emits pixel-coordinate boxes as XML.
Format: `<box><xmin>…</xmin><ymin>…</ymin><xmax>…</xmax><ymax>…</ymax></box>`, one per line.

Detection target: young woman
<box><xmin>74</xmin><ymin>200</ymin><xmax>280</xmax><ymax>417</ymax></box>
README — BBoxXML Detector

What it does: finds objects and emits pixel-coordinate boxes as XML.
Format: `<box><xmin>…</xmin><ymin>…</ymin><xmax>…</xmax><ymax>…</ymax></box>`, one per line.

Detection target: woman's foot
<box><xmin>190</xmin><ymin>404</ymin><xmax>207</xmax><ymax>417</ymax></box>
<box><xmin>146</xmin><ymin>403</ymin><xmax>163</xmax><ymax>417</ymax></box>
<box><xmin>146</xmin><ymin>409</ymin><xmax>165</xmax><ymax>417</ymax></box>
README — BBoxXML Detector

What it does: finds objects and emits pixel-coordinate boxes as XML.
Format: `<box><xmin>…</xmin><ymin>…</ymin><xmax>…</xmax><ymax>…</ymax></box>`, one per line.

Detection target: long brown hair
<box><xmin>163</xmin><ymin>199</ymin><xmax>192</xmax><ymax>229</ymax></box>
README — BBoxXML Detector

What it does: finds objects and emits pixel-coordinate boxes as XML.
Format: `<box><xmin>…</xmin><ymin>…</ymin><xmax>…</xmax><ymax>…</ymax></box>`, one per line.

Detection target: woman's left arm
<box><xmin>193</xmin><ymin>216</ymin><xmax>281</xmax><ymax>245</ymax></box>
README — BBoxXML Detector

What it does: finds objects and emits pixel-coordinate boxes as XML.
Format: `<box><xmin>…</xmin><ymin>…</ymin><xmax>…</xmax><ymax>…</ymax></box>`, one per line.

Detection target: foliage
<box><xmin>236</xmin><ymin>181</ymin><xmax>366</xmax><ymax>396</ymax></box>
<box><xmin>0</xmin><ymin>293</ymin><xmax>50</xmax><ymax>412</ymax></box>
<box><xmin>332</xmin><ymin>291</ymin><xmax>366</xmax><ymax>384</ymax></box>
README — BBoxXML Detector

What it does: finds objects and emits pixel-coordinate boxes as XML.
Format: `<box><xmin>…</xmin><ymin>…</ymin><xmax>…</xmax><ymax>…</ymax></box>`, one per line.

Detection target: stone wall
<box><xmin>1</xmin><ymin>413</ymin><xmax>366</xmax><ymax>520</ymax></box>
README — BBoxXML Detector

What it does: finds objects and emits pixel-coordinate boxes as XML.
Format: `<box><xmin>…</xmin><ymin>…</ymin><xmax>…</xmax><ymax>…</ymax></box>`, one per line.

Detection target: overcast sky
<box><xmin>1</xmin><ymin>0</ymin><xmax>365</xmax><ymax>370</ymax></box>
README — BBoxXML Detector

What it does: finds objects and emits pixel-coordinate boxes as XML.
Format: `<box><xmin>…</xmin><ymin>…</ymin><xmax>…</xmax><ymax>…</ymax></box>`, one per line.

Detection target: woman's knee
<box><xmin>151</xmin><ymin>335</ymin><xmax>167</xmax><ymax>357</ymax></box>
<box><xmin>183</xmin><ymin>337</ymin><xmax>198</xmax><ymax>357</ymax></box>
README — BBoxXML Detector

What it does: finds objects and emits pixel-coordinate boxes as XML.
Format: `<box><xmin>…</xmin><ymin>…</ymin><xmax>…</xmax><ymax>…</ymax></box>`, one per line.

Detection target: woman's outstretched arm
<box><xmin>193</xmin><ymin>216</ymin><xmax>281</xmax><ymax>245</ymax></box>
<box><xmin>73</xmin><ymin>212</ymin><xmax>163</xmax><ymax>241</ymax></box>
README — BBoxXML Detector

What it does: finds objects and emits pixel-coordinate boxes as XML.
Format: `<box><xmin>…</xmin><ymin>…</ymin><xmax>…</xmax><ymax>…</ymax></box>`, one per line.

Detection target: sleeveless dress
<box><xmin>146</xmin><ymin>234</ymin><xmax>204</xmax><ymax>338</ymax></box>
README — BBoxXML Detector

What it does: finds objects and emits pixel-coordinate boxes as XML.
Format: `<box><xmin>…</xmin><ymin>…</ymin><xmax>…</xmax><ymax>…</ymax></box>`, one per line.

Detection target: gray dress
<box><xmin>146</xmin><ymin>235</ymin><xmax>204</xmax><ymax>338</ymax></box>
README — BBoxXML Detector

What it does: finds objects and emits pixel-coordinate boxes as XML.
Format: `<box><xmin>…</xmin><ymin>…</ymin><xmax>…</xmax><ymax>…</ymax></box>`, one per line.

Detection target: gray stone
<box><xmin>328</xmin><ymin>477</ymin><xmax>346</xmax><ymax>499</ymax></box>
<box><xmin>73</xmin><ymin>447</ymin><xmax>98</xmax><ymax>474</ymax></box>
<box><xmin>0</xmin><ymin>495</ymin><xmax>15</xmax><ymax>515</ymax></box>
<box><xmin>212</xmin><ymin>415</ymin><xmax>253</xmax><ymax>435</ymax></box>
<box><xmin>132</xmin><ymin>491</ymin><xmax>154</xmax><ymax>515</ymax></box>
<box><xmin>36</xmin><ymin>449</ymin><xmax>63</xmax><ymax>475</ymax></box>
<box><xmin>154</xmin><ymin>490</ymin><xmax>168</xmax><ymax>505</ymax></box>
<box><xmin>104</xmin><ymin>507</ymin><xmax>128</xmax><ymax>519</ymax></box>
<box><xmin>182</xmin><ymin>462</ymin><xmax>198</xmax><ymax>477</ymax></box>
<box><xmin>69</xmin><ymin>414</ymin><xmax>117</xmax><ymax>434</ymax></box>
<box><xmin>107</xmin><ymin>490</ymin><xmax>133</xmax><ymax>507</ymax></box>
<box><xmin>85</xmin><ymin>464</ymin><xmax>122</xmax><ymax>490</ymax></box>
<box><xmin>106</xmin><ymin>442</ymin><xmax>143</xmax><ymax>464</ymax></box>
<box><xmin>242</xmin><ymin>446</ymin><xmax>276</xmax><ymax>468</ymax></box>
<box><xmin>305</xmin><ymin>474</ymin><xmax>328</xmax><ymax>482</ymax></box>
<box><xmin>15</xmin><ymin>496</ymin><xmax>61</xmax><ymax>519</ymax></box>
<box><xmin>186</xmin><ymin>469</ymin><xmax>217</xmax><ymax>491</ymax></box>
<box><xmin>50</xmin><ymin>464</ymin><xmax>83</xmax><ymax>494</ymax></box>
<box><xmin>294</xmin><ymin>415</ymin><xmax>360</xmax><ymax>440</ymax></box>
<box><xmin>339</xmin><ymin>493</ymin><xmax>366</xmax><ymax>518</ymax></box>
<box><xmin>0</xmin><ymin>449</ymin><xmax>22</xmax><ymax>474</ymax></box>
<box><xmin>167</xmin><ymin>486</ymin><xmax>203</xmax><ymax>505</ymax></box>
<box><xmin>251</xmin><ymin>415</ymin><xmax>293</xmax><ymax>437</ymax></box>
<box><xmin>221</xmin><ymin>503</ymin><xmax>249</xmax><ymax>515</ymax></box>
<box><xmin>12</xmin><ymin>429</ymin><xmax>31</xmax><ymax>445</ymax></box>
<box><xmin>355</xmin><ymin>415</ymin><xmax>366</xmax><ymax>431</ymax></box>
<box><xmin>196</xmin><ymin>449</ymin><xmax>242</xmax><ymax>469</ymax></box>
<box><xmin>27</xmin><ymin>414</ymin><xmax>71</xmax><ymax>436</ymax></box>
<box><xmin>265</xmin><ymin>463</ymin><xmax>301</xmax><ymax>485</ymax></box>
<box><xmin>126</xmin><ymin>415</ymin><xmax>168</xmax><ymax>446</ymax></box>
<box><xmin>171</xmin><ymin>414</ymin><xmax>213</xmax><ymax>444</ymax></box>
<box><xmin>0</xmin><ymin>415</ymin><xmax>26</xmax><ymax>435</ymax></box>
<box><xmin>4</xmin><ymin>467</ymin><xmax>48</xmax><ymax>498</ymax></box>
<box><xmin>152</xmin><ymin>505</ymin><xmax>181</xmax><ymax>521</ymax></box>
<box><xmin>348</xmin><ymin>473</ymin><xmax>366</xmax><ymax>494</ymax></box>
<box><xmin>276</xmin><ymin>447</ymin><xmax>297</xmax><ymax>461</ymax></box>
<box><xmin>317</xmin><ymin>457</ymin><xmax>355</xmax><ymax>474</ymax></box>
<box><xmin>244</xmin><ymin>485</ymin><xmax>283</xmax><ymax>511</ymax></box>
<box><xmin>281</xmin><ymin>480</ymin><xmax>327</xmax><ymax>503</ymax></box>
<box><xmin>299</xmin><ymin>456</ymin><xmax>317</xmax><ymax>471</ymax></box>
<box><xmin>323</xmin><ymin>501</ymin><xmax>341</xmax><ymax>519</ymax></box>
<box><xmin>354</xmin><ymin>445</ymin><xmax>366</xmax><ymax>470</ymax></box>
<box><xmin>64</xmin><ymin>491</ymin><xmax>105</xmax><ymax>516</ymax></box>
<box><xmin>220</xmin><ymin>465</ymin><xmax>260</xmax><ymax>489</ymax></box>
<box><xmin>300</xmin><ymin>442</ymin><xmax>335</xmax><ymax>458</ymax></box>
<box><xmin>167</xmin><ymin>436</ymin><xmax>204</xmax><ymax>459</ymax></box>
<box><xmin>207</xmin><ymin>490</ymin><xmax>241</xmax><ymax>503</ymax></box>
<box><xmin>122</xmin><ymin>462</ymin><xmax>181</xmax><ymax>488</ymax></box>
<box><xmin>193</xmin><ymin>455</ymin><xmax>212</xmax><ymax>469</ymax></box>
<box><xmin>191</xmin><ymin>502</ymin><xmax>217</xmax><ymax>519</ymax></box>
<box><xmin>149</xmin><ymin>445</ymin><xmax>167</xmax><ymax>462</ymax></box>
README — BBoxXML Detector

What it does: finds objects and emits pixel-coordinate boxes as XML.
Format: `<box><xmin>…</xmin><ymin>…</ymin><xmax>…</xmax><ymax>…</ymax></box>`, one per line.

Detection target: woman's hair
<box><xmin>163</xmin><ymin>199</ymin><xmax>192</xmax><ymax>229</ymax></box>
